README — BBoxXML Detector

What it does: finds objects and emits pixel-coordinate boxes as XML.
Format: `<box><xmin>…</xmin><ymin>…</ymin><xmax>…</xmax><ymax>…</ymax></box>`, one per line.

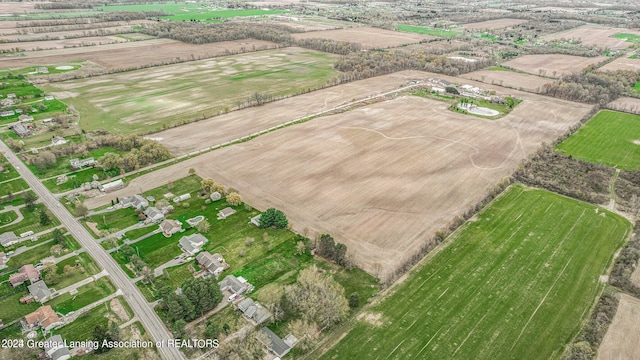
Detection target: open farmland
<box><xmin>41</xmin><ymin>46</ymin><xmax>337</xmax><ymax>133</ymax></box>
<box><xmin>556</xmin><ymin>110</ymin><xmax>640</xmax><ymax>170</ymax></box>
<box><xmin>597</xmin><ymin>294</ymin><xmax>640</xmax><ymax>360</ymax></box>
<box><xmin>291</xmin><ymin>26</ymin><xmax>433</xmax><ymax>49</ymax></box>
<box><xmin>600</xmin><ymin>55</ymin><xmax>640</xmax><ymax>72</ymax></box>
<box><xmin>85</xmin><ymin>75</ymin><xmax>592</xmax><ymax>276</ymax></box>
<box><xmin>543</xmin><ymin>25</ymin><xmax>640</xmax><ymax>50</ymax></box>
<box><xmin>312</xmin><ymin>185</ymin><xmax>630</xmax><ymax>360</ymax></box>
<box><xmin>461</xmin><ymin>69</ymin><xmax>552</xmax><ymax>92</ymax></box>
<box><xmin>0</xmin><ymin>2</ymin><xmax>38</xmax><ymax>14</ymax></box>
<box><xmin>461</xmin><ymin>18</ymin><xmax>527</xmax><ymax>30</ymax></box>
<box><xmin>152</xmin><ymin>71</ymin><xmax>429</xmax><ymax>156</ymax></box>
<box><xmin>0</xmin><ymin>38</ymin><xmax>279</xmax><ymax>71</ymax></box>
<box><xmin>0</xmin><ymin>25</ymin><xmax>139</xmax><ymax>42</ymax></box>
<box><xmin>607</xmin><ymin>97</ymin><xmax>640</xmax><ymax>115</ymax></box>
<box><xmin>0</xmin><ymin>36</ymin><xmax>129</xmax><ymax>52</ymax></box>
<box><xmin>503</xmin><ymin>54</ymin><xmax>607</xmax><ymax>77</ymax></box>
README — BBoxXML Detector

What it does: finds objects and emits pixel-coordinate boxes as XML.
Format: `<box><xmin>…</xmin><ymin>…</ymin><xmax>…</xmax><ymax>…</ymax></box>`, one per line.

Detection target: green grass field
<box><xmin>314</xmin><ymin>185</ymin><xmax>630</xmax><ymax>360</ymax></box>
<box><xmin>0</xmin><ymin>178</ymin><xmax>29</xmax><ymax>198</ymax></box>
<box><xmin>41</xmin><ymin>48</ymin><xmax>338</xmax><ymax>134</ymax></box>
<box><xmin>556</xmin><ymin>110</ymin><xmax>640</xmax><ymax>170</ymax></box>
<box><xmin>613</xmin><ymin>33</ymin><xmax>640</xmax><ymax>43</ymax></box>
<box><xmin>48</xmin><ymin>277</ymin><xmax>116</xmax><ymax>315</ymax></box>
<box><xmin>100</xmin><ymin>2</ymin><xmax>284</xmax><ymax>23</ymax></box>
<box><xmin>397</xmin><ymin>24</ymin><xmax>458</xmax><ymax>38</ymax></box>
<box><xmin>0</xmin><ymin>204</ymin><xmax>60</xmax><ymax>244</ymax></box>
<box><xmin>0</xmin><ymin>290</ymin><xmax>40</xmax><ymax>323</ymax></box>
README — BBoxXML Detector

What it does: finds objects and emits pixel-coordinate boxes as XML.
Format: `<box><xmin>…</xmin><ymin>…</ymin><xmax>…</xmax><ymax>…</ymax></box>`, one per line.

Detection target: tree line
<box><xmin>542</xmin><ymin>70</ymin><xmax>640</xmax><ymax>106</ymax></box>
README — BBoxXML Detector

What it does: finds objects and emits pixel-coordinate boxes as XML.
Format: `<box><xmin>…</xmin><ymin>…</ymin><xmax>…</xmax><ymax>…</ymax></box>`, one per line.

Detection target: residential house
<box><xmin>250</xmin><ymin>214</ymin><xmax>262</xmax><ymax>227</ymax></box>
<box><xmin>23</xmin><ymin>305</ymin><xmax>60</xmax><ymax>332</ymax></box>
<box><xmin>0</xmin><ymin>98</ymin><xmax>14</xmax><ymax>106</ymax></box>
<box><xmin>100</xmin><ymin>179</ymin><xmax>124</xmax><ymax>192</ymax></box>
<box><xmin>121</xmin><ymin>194</ymin><xmax>149</xmax><ymax>210</ymax></box>
<box><xmin>9</xmin><ymin>264</ymin><xmax>40</xmax><ymax>287</ymax></box>
<box><xmin>431</xmin><ymin>86</ymin><xmax>446</xmax><ymax>94</ymax></box>
<box><xmin>217</xmin><ymin>207</ymin><xmax>236</xmax><ymax>219</ymax></box>
<box><xmin>210</xmin><ymin>192</ymin><xmax>222</xmax><ymax>201</ymax></box>
<box><xmin>27</xmin><ymin>280</ymin><xmax>52</xmax><ymax>303</ymax></box>
<box><xmin>173</xmin><ymin>193</ymin><xmax>191</xmax><ymax>203</ymax></box>
<box><xmin>219</xmin><ymin>275</ymin><xmax>254</xmax><ymax>296</ymax></box>
<box><xmin>69</xmin><ymin>157</ymin><xmax>96</xmax><ymax>169</ymax></box>
<box><xmin>35</xmin><ymin>67</ymin><xmax>49</xmax><ymax>74</ymax></box>
<box><xmin>18</xmin><ymin>114</ymin><xmax>34</xmax><ymax>122</ymax></box>
<box><xmin>44</xmin><ymin>95</ymin><xmax>54</xmax><ymax>101</ymax></box>
<box><xmin>43</xmin><ymin>335</ymin><xmax>71</xmax><ymax>360</ymax></box>
<box><xmin>11</xmin><ymin>122</ymin><xmax>30</xmax><ymax>137</ymax></box>
<box><xmin>144</xmin><ymin>207</ymin><xmax>164</xmax><ymax>224</ymax></box>
<box><xmin>258</xmin><ymin>327</ymin><xmax>291</xmax><ymax>358</ymax></box>
<box><xmin>238</xmin><ymin>298</ymin><xmax>271</xmax><ymax>325</ymax></box>
<box><xmin>1</xmin><ymin>110</ymin><xmax>15</xmax><ymax>117</ymax></box>
<box><xmin>0</xmin><ymin>231</ymin><xmax>19</xmax><ymax>247</ymax></box>
<box><xmin>178</xmin><ymin>234</ymin><xmax>208</xmax><ymax>255</ymax></box>
<box><xmin>196</xmin><ymin>251</ymin><xmax>227</xmax><ymax>278</ymax></box>
<box><xmin>159</xmin><ymin>219</ymin><xmax>182</xmax><ymax>237</ymax></box>
<box><xmin>51</xmin><ymin>136</ymin><xmax>67</xmax><ymax>146</ymax></box>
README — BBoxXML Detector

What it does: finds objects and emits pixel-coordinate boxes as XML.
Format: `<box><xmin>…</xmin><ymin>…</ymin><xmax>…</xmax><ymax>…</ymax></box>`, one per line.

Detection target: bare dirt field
<box><xmin>600</xmin><ymin>56</ymin><xmax>640</xmax><ymax>72</ymax></box>
<box><xmin>460</xmin><ymin>70</ymin><xmax>552</xmax><ymax>92</ymax></box>
<box><xmin>461</xmin><ymin>18</ymin><xmax>527</xmax><ymax>30</ymax></box>
<box><xmin>543</xmin><ymin>25</ymin><xmax>640</xmax><ymax>50</ymax></box>
<box><xmin>1</xmin><ymin>36</ymin><xmax>128</xmax><ymax>51</ymax></box>
<box><xmin>0</xmin><ymin>38</ymin><xmax>280</xmax><ymax>70</ymax></box>
<box><xmin>86</xmin><ymin>72</ymin><xmax>591</xmax><ymax>277</ymax></box>
<box><xmin>503</xmin><ymin>54</ymin><xmax>607</xmax><ymax>77</ymax></box>
<box><xmin>0</xmin><ymin>25</ymin><xmax>137</xmax><ymax>42</ymax></box>
<box><xmin>291</xmin><ymin>26</ymin><xmax>433</xmax><ymax>49</ymax></box>
<box><xmin>254</xmin><ymin>16</ymin><xmax>354</xmax><ymax>32</ymax></box>
<box><xmin>392</xmin><ymin>39</ymin><xmax>472</xmax><ymax>55</ymax></box>
<box><xmin>607</xmin><ymin>97</ymin><xmax>640</xmax><ymax>115</ymax></box>
<box><xmin>0</xmin><ymin>2</ymin><xmax>37</xmax><ymax>14</ymax></box>
<box><xmin>596</xmin><ymin>294</ymin><xmax>640</xmax><ymax>360</ymax></box>
<box><xmin>632</xmin><ymin>260</ymin><xmax>640</xmax><ymax>287</ymax></box>
<box><xmin>153</xmin><ymin>71</ymin><xmax>426</xmax><ymax>156</ymax></box>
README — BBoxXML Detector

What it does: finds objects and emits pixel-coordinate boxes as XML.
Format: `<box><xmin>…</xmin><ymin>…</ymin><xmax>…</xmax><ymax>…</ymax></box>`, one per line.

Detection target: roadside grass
<box><xmin>6</xmin><ymin>242</ymin><xmax>54</xmax><ymax>268</ymax></box>
<box><xmin>83</xmin><ymin>207</ymin><xmax>140</xmax><ymax>233</ymax></box>
<box><xmin>0</xmin><ymin>204</ymin><xmax>60</xmax><ymax>239</ymax></box>
<box><xmin>40</xmin><ymin>48</ymin><xmax>338</xmax><ymax>134</ymax></box>
<box><xmin>397</xmin><ymin>24</ymin><xmax>458</xmax><ymax>38</ymax></box>
<box><xmin>47</xmin><ymin>253</ymin><xmax>99</xmax><ymax>290</ymax></box>
<box><xmin>0</xmin><ymin>290</ymin><xmax>40</xmax><ymax>323</ymax></box>
<box><xmin>55</xmin><ymin>303</ymin><xmax>111</xmax><ymax>341</ymax></box>
<box><xmin>314</xmin><ymin>185</ymin><xmax>630</xmax><ymax>360</ymax></box>
<box><xmin>48</xmin><ymin>277</ymin><xmax>116</xmax><ymax>315</ymax></box>
<box><xmin>0</xmin><ymin>178</ymin><xmax>29</xmax><ymax>197</ymax></box>
<box><xmin>556</xmin><ymin>110</ymin><xmax>640</xmax><ymax>170</ymax></box>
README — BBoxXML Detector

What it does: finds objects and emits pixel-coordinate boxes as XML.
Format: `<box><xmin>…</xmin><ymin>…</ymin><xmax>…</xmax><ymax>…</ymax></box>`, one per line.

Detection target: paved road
<box><xmin>0</xmin><ymin>141</ymin><xmax>184</xmax><ymax>360</ymax></box>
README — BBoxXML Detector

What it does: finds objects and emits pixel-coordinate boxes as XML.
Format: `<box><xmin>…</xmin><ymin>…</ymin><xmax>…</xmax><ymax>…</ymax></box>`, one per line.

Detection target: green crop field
<box><xmin>613</xmin><ymin>33</ymin><xmax>640</xmax><ymax>43</ymax></box>
<box><xmin>397</xmin><ymin>24</ymin><xmax>458</xmax><ymax>38</ymax></box>
<box><xmin>100</xmin><ymin>2</ymin><xmax>284</xmax><ymax>23</ymax></box>
<box><xmin>41</xmin><ymin>48</ymin><xmax>338</xmax><ymax>134</ymax></box>
<box><xmin>314</xmin><ymin>185</ymin><xmax>630</xmax><ymax>360</ymax></box>
<box><xmin>556</xmin><ymin>110</ymin><xmax>640</xmax><ymax>170</ymax></box>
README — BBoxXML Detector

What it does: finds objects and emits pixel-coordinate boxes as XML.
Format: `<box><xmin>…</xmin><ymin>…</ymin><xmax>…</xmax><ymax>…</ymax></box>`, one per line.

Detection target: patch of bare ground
<box><xmin>543</xmin><ymin>24</ymin><xmax>640</xmax><ymax>50</ymax></box>
<box><xmin>250</xmin><ymin>15</ymin><xmax>354</xmax><ymax>32</ymax></box>
<box><xmin>357</xmin><ymin>312</ymin><xmax>383</xmax><ymax>327</ymax></box>
<box><xmin>153</xmin><ymin>71</ymin><xmax>428</xmax><ymax>156</ymax></box>
<box><xmin>607</xmin><ymin>97</ymin><xmax>640</xmax><ymax>115</ymax></box>
<box><xmin>503</xmin><ymin>54</ymin><xmax>607</xmax><ymax>78</ymax></box>
<box><xmin>85</xmin><ymin>72</ymin><xmax>591</xmax><ymax>278</ymax></box>
<box><xmin>600</xmin><ymin>56</ymin><xmax>640</xmax><ymax>72</ymax></box>
<box><xmin>632</xmin><ymin>262</ymin><xmax>640</xmax><ymax>287</ymax></box>
<box><xmin>0</xmin><ymin>25</ymin><xmax>137</xmax><ymax>42</ymax></box>
<box><xmin>0</xmin><ymin>38</ymin><xmax>279</xmax><ymax>70</ymax></box>
<box><xmin>0</xmin><ymin>36</ymin><xmax>128</xmax><ymax>52</ymax></box>
<box><xmin>461</xmin><ymin>18</ymin><xmax>527</xmax><ymax>30</ymax></box>
<box><xmin>392</xmin><ymin>39</ymin><xmax>472</xmax><ymax>55</ymax></box>
<box><xmin>85</xmin><ymin>221</ymin><xmax>100</xmax><ymax>236</ymax></box>
<box><xmin>596</xmin><ymin>294</ymin><xmax>640</xmax><ymax>360</ymax></box>
<box><xmin>291</xmin><ymin>26</ymin><xmax>433</xmax><ymax>49</ymax></box>
<box><xmin>0</xmin><ymin>2</ymin><xmax>36</xmax><ymax>14</ymax></box>
<box><xmin>109</xmin><ymin>298</ymin><xmax>130</xmax><ymax>322</ymax></box>
<box><xmin>460</xmin><ymin>70</ymin><xmax>552</xmax><ymax>92</ymax></box>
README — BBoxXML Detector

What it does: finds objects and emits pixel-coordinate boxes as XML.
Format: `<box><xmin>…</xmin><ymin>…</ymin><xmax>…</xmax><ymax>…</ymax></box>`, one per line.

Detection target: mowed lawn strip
<box><xmin>316</xmin><ymin>185</ymin><xmax>630</xmax><ymax>360</ymax></box>
<box><xmin>556</xmin><ymin>110</ymin><xmax>640</xmax><ymax>170</ymax></box>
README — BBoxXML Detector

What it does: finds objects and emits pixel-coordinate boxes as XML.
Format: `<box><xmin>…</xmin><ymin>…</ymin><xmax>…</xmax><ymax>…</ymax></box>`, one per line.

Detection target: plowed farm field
<box><xmin>291</xmin><ymin>26</ymin><xmax>433</xmax><ymax>48</ymax></box>
<box><xmin>503</xmin><ymin>54</ymin><xmax>607</xmax><ymax>77</ymax></box>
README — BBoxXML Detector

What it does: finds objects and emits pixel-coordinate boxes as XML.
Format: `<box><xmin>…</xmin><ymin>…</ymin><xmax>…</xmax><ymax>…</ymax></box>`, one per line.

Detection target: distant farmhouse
<box><xmin>70</xmin><ymin>157</ymin><xmax>96</xmax><ymax>169</ymax></box>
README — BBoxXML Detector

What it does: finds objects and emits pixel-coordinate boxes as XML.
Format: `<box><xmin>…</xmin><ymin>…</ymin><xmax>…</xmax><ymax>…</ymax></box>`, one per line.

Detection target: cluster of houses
<box><xmin>426</xmin><ymin>78</ymin><xmax>507</xmax><ymax>103</ymax></box>
<box><xmin>9</xmin><ymin>264</ymin><xmax>54</xmax><ymax>304</ymax></box>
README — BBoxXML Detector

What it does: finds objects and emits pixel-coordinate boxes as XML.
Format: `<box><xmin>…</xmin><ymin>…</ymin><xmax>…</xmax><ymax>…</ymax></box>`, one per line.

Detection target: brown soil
<box><xmin>291</xmin><ymin>26</ymin><xmax>433</xmax><ymax>49</ymax></box>
<box><xmin>607</xmin><ymin>97</ymin><xmax>640</xmax><ymax>115</ymax></box>
<box><xmin>0</xmin><ymin>2</ymin><xmax>37</xmax><ymax>14</ymax></box>
<box><xmin>461</xmin><ymin>18</ymin><xmax>527</xmax><ymax>30</ymax></box>
<box><xmin>600</xmin><ymin>56</ymin><xmax>640</xmax><ymax>72</ymax></box>
<box><xmin>109</xmin><ymin>297</ymin><xmax>130</xmax><ymax>322</ymax></box>
<box><xmin>84</xmin><ymin>72</ymin><xmax>591</xmax><ymax>278</ymax></box>
<box><xmin>86</xmin><ymin>221</ymin><xmax>101</xmax><ymax>236</ymax></box>
<box><xmin>596</xmin><ymin>294</ymin><xmax>640</xmax><ymax>360</ymax></box>
<box><xmin>0</xmin><ymin>25</ymin><xmax>137</xmax><ymax>42</ymax></box>
<box><xmin>543</xmin><ymin>25</ymin><xmax>640</xmax><ymax>50</ymax></box>
<box><xmin>503</xmin><ymin>54</ymin><xmax>607</xmax><ymax>78</ymax></box>
<box><xmin>0</xmin><ymin>38</ymin><xmax>280</xmax><ymax>70</ymax></box>
<box><xmin>460</xmin><ymin>70</ymin><xmax>552</xmax><ymax>92</ymax></box>
<box><xmin>0</xmin><ymin>36</ymin><xmax>128</xmax><ymax>52</ymax></box>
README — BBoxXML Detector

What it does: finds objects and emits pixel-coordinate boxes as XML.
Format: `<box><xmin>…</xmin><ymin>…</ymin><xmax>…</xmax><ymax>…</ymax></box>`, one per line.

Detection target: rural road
<box><xmin>0</xmin><ymin>141</ymin><xmax>185</xmax><ymax>360</ymax></box>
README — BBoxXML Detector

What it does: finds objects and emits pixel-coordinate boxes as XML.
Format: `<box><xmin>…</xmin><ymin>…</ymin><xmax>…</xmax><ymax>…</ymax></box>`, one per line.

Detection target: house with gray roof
<box><xmin>210</xmin><ymin>191</ymin><xmax>222</xmax><ymax>201</ymax></box>
<box><xmin>121</xmin><ymin>194</ymin><xmax>149</xmax><ymax>210</ymax></box>
<box><xmin>144</xmin><ymin>206</ymin><xmax>164</xmax><ymax>224</ymax></box>
<box><xmin>178</xmin><ymin>233</ymin><xmax>208</xmax><ymax>255</ymax></box>
<box><xmin>238</xmin><ymin>298</ymin><xmax>271</xmax><ymax>325</ymax></box>
<box><xmin>0</xmin><ymin>231</ymin><xmax>19</xmax><ymax>247</ymax></box>
<box><xmin>217</xmin><ymin>207</ymin><xmax>236</xmax><ymax>219</ymax></box>
<box><xmin>219</xmin><ymin>275</ymin><xmax>253</xmax><ymax>296</ymax></box>
<box><xmin>0</xmin><ymin>110</ymin><xmax>15</xmax><ymax>117</ymax></box>
<box><xmin>44</xmin><ymin>335</ymin><xmax>71</xmax><ymax>360</ymax></box>
<box><xmin>159</xmin><ymin>219</ymin><xmax>182</xmax><ymax>237</ymax></box>
<box><xmin>70</xmin><ymin>157</ymin><xmax>95</xmax><ymax>169</ymax></box>
<box><xmin>258</xmin><ymin>327</ymin><xmax>291</xmax><ymax>358</ymax></box>
<box><xmin>11</xmin><ymin>122</ymin><xmax>30</xmax><ymax>137</ymax></box>
<box><xmin>196</xmin><ymin>251</ymin><xmax>227</xmax><ymax>278</ymax></box>
<box><xmin>250</xmin><ymin>214</ymin><xmax>262</xmax><ymax>227</ymax></box>
<box><xmin>27</xmin><ymin>280</ymin><xmax>52</xmax><ymax>303</ymax></box>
